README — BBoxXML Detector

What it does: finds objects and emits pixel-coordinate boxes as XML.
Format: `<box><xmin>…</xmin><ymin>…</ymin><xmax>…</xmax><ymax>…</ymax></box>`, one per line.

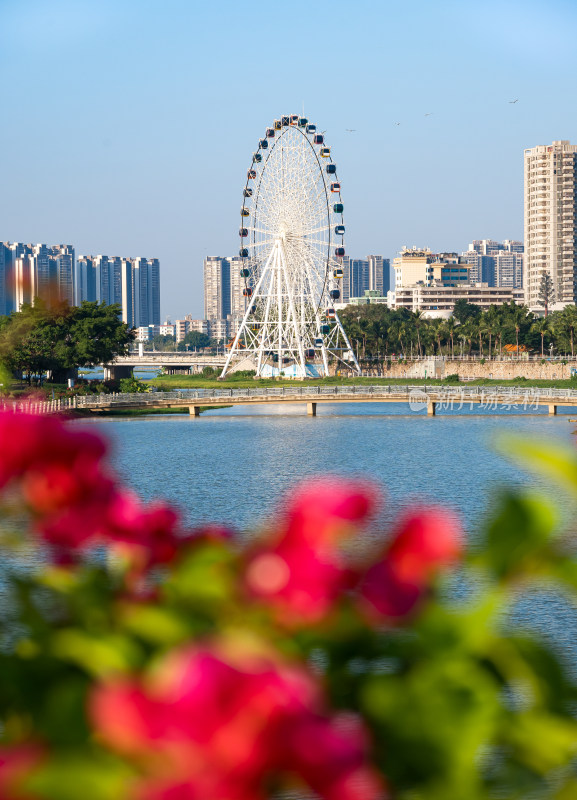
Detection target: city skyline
<box><xmin>2</xmin><ymin>0</ymin><xmax>577</xmax><ymax>319</ymax></box>
<box><xmin>0</xmin><ymin>241</ymin><xmax>161</xmax><ymax>328</ymax></box>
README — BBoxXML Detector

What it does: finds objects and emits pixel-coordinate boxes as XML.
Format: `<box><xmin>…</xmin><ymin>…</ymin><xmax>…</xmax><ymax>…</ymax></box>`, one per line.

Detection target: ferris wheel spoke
<box><xmin>245</xmin><ymin>226</ymin><xmax>273</xmax><ymax>235</ymax></box>
<box><xmin>298</xmin><ymin>225</ymin><xmax>331</xmax><ymax>235</ymax></box>
<box><xmin>246</xmin><ymin>240</ymin><xmax>278</xmax><ymax>251</ymax></box>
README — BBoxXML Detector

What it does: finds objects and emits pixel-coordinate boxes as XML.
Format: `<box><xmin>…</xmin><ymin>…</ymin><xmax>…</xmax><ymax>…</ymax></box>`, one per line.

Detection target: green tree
<box><xmin>538</xmin><ymin>270</ymin><xmax>555</xmax><ymax>317</ymax></box>
<box><xmin>559</xmin><ymin>305</ymin><xmax>577</xmax><ymax>356</ymax></box>
<box><xmin>186</xmin><ymin>331</ymin><xmax>211</xmax><ymax>350</ymax></box>
<box><xmin>63</xmin><ymin>302</ymin><xmax>134</xmax><ymax>370</ymax></box>
<box><xmin>506</xmin><ymin>302</ymin><xmax>533</xmax><ymax>357</ymax></box>
<box><xmin>444</xmin><ymin>317</ymin><xmax>458</xmax><ymax>358</ymax></box>
<box><xmin>452</xmin><ymin>299</ymin><xmax>481</xmax><ymax>324</ymax></box>
<box><xmin>0</xmin><ymin>299</ymin><xmax>133</xmax><ymax>383</ymax></box>
<box><xmin>119</xmin><ymin>375</ymin><xmax>149</xmax><ymax>393</ymax></box>
<box><xmin>484</xmin><ymin>306</ymin><xmax>501</xmax><ymax>359</ymax></box>
<box><xmin>530</xmin><ymin>317</ymin><xmax>550</xmax><ymax>357</ymax></box>
<box><xmin>152</xmin><ymin>333</ymin><xmax>176</xmax><ymax>351</ymax></box>
<box><xmin>413</xmin><ymin>310</ymin><xmax>426</xmax><ymax>356</ymax></box>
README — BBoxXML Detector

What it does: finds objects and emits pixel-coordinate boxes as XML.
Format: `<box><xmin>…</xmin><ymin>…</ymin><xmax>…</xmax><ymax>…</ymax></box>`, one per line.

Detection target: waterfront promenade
<box><xmin>72</xmin><ymin>385</ymin><xmax>577</xmax><ymax>416</ymax></box>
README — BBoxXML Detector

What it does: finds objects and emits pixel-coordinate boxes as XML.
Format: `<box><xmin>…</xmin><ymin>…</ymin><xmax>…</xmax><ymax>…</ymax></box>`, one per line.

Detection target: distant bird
<box><xmin>394</xmin><ymin>122</ymin><xmax>401</xmax><ymax>126</ymax></box>
<box><xmin>345</xmin><ymin>128</ymin><xmax>356</xmax><ymax>132</ymax></box>
<box><xmin>424</xmin><ymin>112</ymin><xmax>433</xmax><ymax>117</ymax></box>
<box><xmin>509</xmin><ymin>99</ymin><xmax>519</xmax><ymax>104</ymax></box>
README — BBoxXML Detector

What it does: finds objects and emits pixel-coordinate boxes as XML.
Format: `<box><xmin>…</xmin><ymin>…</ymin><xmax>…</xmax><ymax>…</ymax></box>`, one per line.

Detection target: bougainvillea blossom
<box><xmin>245</xmin><ymin>478</ymin><xmax>377</xmax><ymax>624</ymax></box>
<box><xmin>90</xmin><ymin>640</ymin><xmax>384</xmax><ymax>800</ymax></box>
<box><xmin>360</xmin><ymin>507</ymin><xmax>463</xmax><ymax>620</ymax></box>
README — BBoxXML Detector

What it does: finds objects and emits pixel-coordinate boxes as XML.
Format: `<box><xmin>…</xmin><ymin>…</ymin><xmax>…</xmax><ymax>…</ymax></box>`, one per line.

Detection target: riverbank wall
<box><xmin>377</xmin><ymin>359</ymin><xmax>576</xmax><ymax>381</ymax></box>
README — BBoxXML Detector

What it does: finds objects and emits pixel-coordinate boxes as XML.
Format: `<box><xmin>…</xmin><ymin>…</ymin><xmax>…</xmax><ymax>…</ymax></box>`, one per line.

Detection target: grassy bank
<box><xmin>74</xmin><ymin>405</ymin><xmax>231</xmax><ymax>417</ymax></box>
<box><xmin>150</xmin><ymin>374</ymin><xmax>577</xmax><ymax>391</ymax></box>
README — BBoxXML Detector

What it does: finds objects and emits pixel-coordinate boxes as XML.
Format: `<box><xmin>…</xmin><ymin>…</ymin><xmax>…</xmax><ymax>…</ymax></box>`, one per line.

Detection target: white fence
<box><xmin>0</xmin><ymin>396</ymin><xmax>79</xmax><ymax>415</ymax></box>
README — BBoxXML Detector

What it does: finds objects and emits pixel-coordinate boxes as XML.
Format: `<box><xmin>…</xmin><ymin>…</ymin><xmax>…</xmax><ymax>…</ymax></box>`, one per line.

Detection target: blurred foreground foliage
<box><xmin>1</xmin><ymin>412</ymin><xmax>577</xmax><ymax>799</ymax></box>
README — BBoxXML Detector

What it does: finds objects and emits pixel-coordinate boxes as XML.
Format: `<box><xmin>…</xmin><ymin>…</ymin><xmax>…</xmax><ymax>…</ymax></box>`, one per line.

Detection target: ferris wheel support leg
<box><xmin>256</xmin><ymin>273</ymin><xmax>274</xmax><ymax>375</ymax></box>
<box><xmin>321</xmin><ymin>346</ymin><xmax>330</xmax><ymax>377</ymax></box>
<box><xmin>220</xmin><ymin>246</ymin><xmax>276</xmax><ymax>379</ymax></box>
<box><xmin>335</xmin><ymin>314</ymin><xmax>361</xmax><ymax>375</ymax></box>
<box><xmin>276</xmin><ymin>246</ymin><xmax>283</xmax><ymax>378</ymax></box>
<box><xmin>279</xmin><ymin>242</ymin><xmax>307</xmax><ymax>378</ymax></box>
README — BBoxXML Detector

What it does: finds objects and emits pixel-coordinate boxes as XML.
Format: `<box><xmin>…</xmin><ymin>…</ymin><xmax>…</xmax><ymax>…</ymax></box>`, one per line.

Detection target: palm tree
<box><xmin>388</xmin><ymin>322</ymin><xmax>404</xmax><ymax>356</ymax></box>
<box><xmin>399</xmin><ymin>322</ymin><xmax>410</xmax><ymax>356</ymax></box>
<box><xmin>460</xmin><ymin>320</ymin><xmax>475</xmax><ymax>357</ymax></box>
<box><xmin>430</xmin><ymin>318</ymin><xmax>443</xmax><ymax>356</ymax></box>
<box><xmin>358</xmin><ymin>318</ymin><xmax>371</xmax><ymax>359</ymax></box>
<box><xmin>561</xmin><ymin>305</ymin><xmax>577</xmax><ymax>357</ymax></box>
<box><xmin>369</xmin><ymin>319</ymin><xmax>382</xmax><ymax>361</ymax></box>
<box><xmin>413</xmin><ymin>310</ymin><xmax>426</xmax><ymax>357</ymax></box>
<box><xmin>477</xmin><ymin>317</ymin><xmax>487</xmax><ymax>357</ymax></box>
<box><xmin>508</xmin><ymin>303</ymin><xmax>531</xmax><ymax>359</ymax></box>
<box><xmin>485</xmin><ymin>306</ymin><xmax>500</xmax><ymax>360</ymax></box>
<box><xmin>444</xmin><ymin>317</ymin><xmax>457</xmax><ymax>359</ymax></box>
<box><xmin>530</xmin><ymin>317</ymin><xmax>550</xmax><ymax>357</ymax></box>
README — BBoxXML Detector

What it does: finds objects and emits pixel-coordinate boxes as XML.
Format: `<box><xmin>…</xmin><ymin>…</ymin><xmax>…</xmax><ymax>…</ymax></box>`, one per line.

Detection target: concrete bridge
<box><xmin>102</xmin><ymin>352</ymin><xmax>227</xmax><ymax>380</ymax></box>
<box><xmin>75</xmin><ymin>385</ymin><xmax>577</xmax><ymax>417</ymax></box>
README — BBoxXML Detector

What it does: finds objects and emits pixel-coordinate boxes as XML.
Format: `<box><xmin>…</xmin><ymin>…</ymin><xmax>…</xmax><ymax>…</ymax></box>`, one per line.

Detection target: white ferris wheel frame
<box><xmin>220</xmin><ymin>117</ymin><xmax>360</xmax><ymax>379</ymax></box>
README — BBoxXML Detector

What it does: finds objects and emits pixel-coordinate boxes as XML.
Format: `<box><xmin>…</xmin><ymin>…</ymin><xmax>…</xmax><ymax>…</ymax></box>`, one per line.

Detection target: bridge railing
<box><xmin>73</xmin><ymin>385</ymin><xmax>577</xmax><ymax>408</ymax></box>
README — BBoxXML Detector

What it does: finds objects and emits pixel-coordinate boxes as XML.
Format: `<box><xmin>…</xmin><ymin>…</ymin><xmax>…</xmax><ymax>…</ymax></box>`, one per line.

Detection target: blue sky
<box><xmin>1</xmin><ymin>0</ymin><xmax>577</xmax><ymax>319</ymax></box>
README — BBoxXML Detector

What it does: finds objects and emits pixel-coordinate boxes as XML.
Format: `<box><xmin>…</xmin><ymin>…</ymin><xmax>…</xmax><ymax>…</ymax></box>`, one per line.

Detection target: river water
<box><xmin>85</xmin><ymin>402</ymin><xmax>577</xmax><ymax>675</ymax></box>
<box><xmin>88</xmin><ymin>402</ymin><xmax>576</xmax><ymax>532</ymax></box>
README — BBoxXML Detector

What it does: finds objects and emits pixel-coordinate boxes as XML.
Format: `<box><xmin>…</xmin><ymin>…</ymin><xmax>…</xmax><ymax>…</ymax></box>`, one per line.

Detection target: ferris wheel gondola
<box><xmin>220</xmin><ymin>115</ymin><xmax>360</xmax><ymax>379</ymax></box>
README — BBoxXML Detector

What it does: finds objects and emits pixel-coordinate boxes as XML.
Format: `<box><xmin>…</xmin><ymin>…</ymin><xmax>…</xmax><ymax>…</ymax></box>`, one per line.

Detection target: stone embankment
<box><xmin>381</xmin><ymin>359</ymin><xmax>576</xmax><ymax>381</ymax></box>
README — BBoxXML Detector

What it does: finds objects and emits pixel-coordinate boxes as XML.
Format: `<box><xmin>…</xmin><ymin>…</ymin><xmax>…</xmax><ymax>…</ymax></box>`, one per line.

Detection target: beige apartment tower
<box><xmin>524</xmin><ymin>140</ymin><xmax>577</xmax><ymax>312</ymax></box>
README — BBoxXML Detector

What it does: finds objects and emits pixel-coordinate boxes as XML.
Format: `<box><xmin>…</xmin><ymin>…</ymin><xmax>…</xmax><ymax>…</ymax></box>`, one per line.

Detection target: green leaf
<box><xmin>497</xmin><ymin>434</ymin><xmax>577</xmax><ymax>496</ymax></box>
<box><xmin>26</xmin><ymin>752</ymin><xmax>132</xmax><ymax>800</ymax></box>
<box><xmin>119</xmin><ymin>604</ymin><xmax>191</xmax><ymax>646</ymax></box>
<box><xmin>503</xmin><ymin>711</ymin><xmax>577</xmax><ymax>772</ymax></box>
<box><xmin>476</xmin><ymin>491</ymin><xmax>558</xmax><ymax>580</ymax></box>
<box><xmin>52</xmin><ymin>630</ymin><xmax>141</xmax><ymax>677</ymax></box>
<box><xmin>167</xmin><ymin>543</ymin><xmax>236</xmax><ymax>606</ymax></box>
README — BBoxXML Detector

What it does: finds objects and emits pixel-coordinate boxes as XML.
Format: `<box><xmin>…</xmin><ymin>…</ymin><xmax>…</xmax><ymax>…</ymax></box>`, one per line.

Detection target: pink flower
<box><xmin>90</xmin><ymin>639</ymin><xmax>384</xmax><ymax>800</ymax></box>
<box><xmin>0</xmin><ymin>744</ymin><xmax>44</xmax><ymax>799</ymax></box>
<box><xmin>280</xmin><ymin>712</ymin><xmax>387</xmax><ymax>800</ymax></box>
<box><xmin>245</xmin><ymin>478</ymin><xmax>377</xmax><ymax>625</ymax></box>
<box><xmin>360</xmin><ymin>507</ymin><xmax>463</xmax><ymax>621</ymax></box>
<box><xmin>0</xmin><ymin>412</ymin><xmax>198</xmax><ymax>572</ymax></box>
<box><xmin>0</xmin><ymin>411</ymin><xmax>117</xmax><ymax>552</ymax></box>
<box><xmin>0</xmin><ymin>412</ymin><xmax>106</xmax><ymax>490</ymax></box>
<box><xmin>106</xmin><ymin>492</ymin><xmax>181</xmax><ymax>565</ymax></box>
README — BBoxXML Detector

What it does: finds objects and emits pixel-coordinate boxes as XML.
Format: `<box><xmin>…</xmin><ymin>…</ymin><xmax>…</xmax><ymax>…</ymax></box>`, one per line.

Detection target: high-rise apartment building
<box><xmin>342</xmin><ymin>258</ymin><xmax>369</xmax><ymax>301</ymax></box>
<box><xmin>341</xmin><ymin>255</ymin><xmax>390</xmax><ymax>302</ymax></box>
<box><xmin>229</xmin><ymin>256</ymin><xmax>250</xmax><ymax>320</ymax></box>
<box><xmin>120</xmin><ymin>259</ymin><xmax>134</xmax><ymax>327</ymax></box>
<box><xmin>368</xmin><ymin>255</ymin><xmax>390</xmax><ymax>295</ymax></box>
<box><xmin>77</xmin><ymin>256</ymin><xmax>97</xmax><ymax>303</ymax></box>
<box><xmin>461</xmin><ymin>240</ymin><xmax>524</xmax><ymax>288</ymax></box>
<box><xmin>524</xmin><ymin>140</ymin><xmax>577</xmax><ymax>311</ymax></box>
<box><xmin>0</xmin><ymin>242</ymin><xmax>75</xmax><ymax>313</ymax></box>
<box><xmin>204</xmin><ymin>257</ymin><xmax>231</xmax><ymax>320</ymax></box>
<box><xmin>76</xmin><ymin>255</ymin><xmax>160</xmax><ymax>328</ymax></box>
<box><xmin>51</xmin><ymin>245</ymin><xmax>75</xmax><ymax>305</ymax></box>
<box><xmin>77</xmin><ymin>255</ymin><xmax>124</xmax><ymax>307</ymax></box>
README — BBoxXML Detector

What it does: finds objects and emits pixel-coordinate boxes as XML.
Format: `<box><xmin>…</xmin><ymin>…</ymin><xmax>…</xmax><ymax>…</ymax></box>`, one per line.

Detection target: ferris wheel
<box><xmin>219</xmin><ymin>114</ymin><xmax>360</xmax><ymax>379</ymax></box>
